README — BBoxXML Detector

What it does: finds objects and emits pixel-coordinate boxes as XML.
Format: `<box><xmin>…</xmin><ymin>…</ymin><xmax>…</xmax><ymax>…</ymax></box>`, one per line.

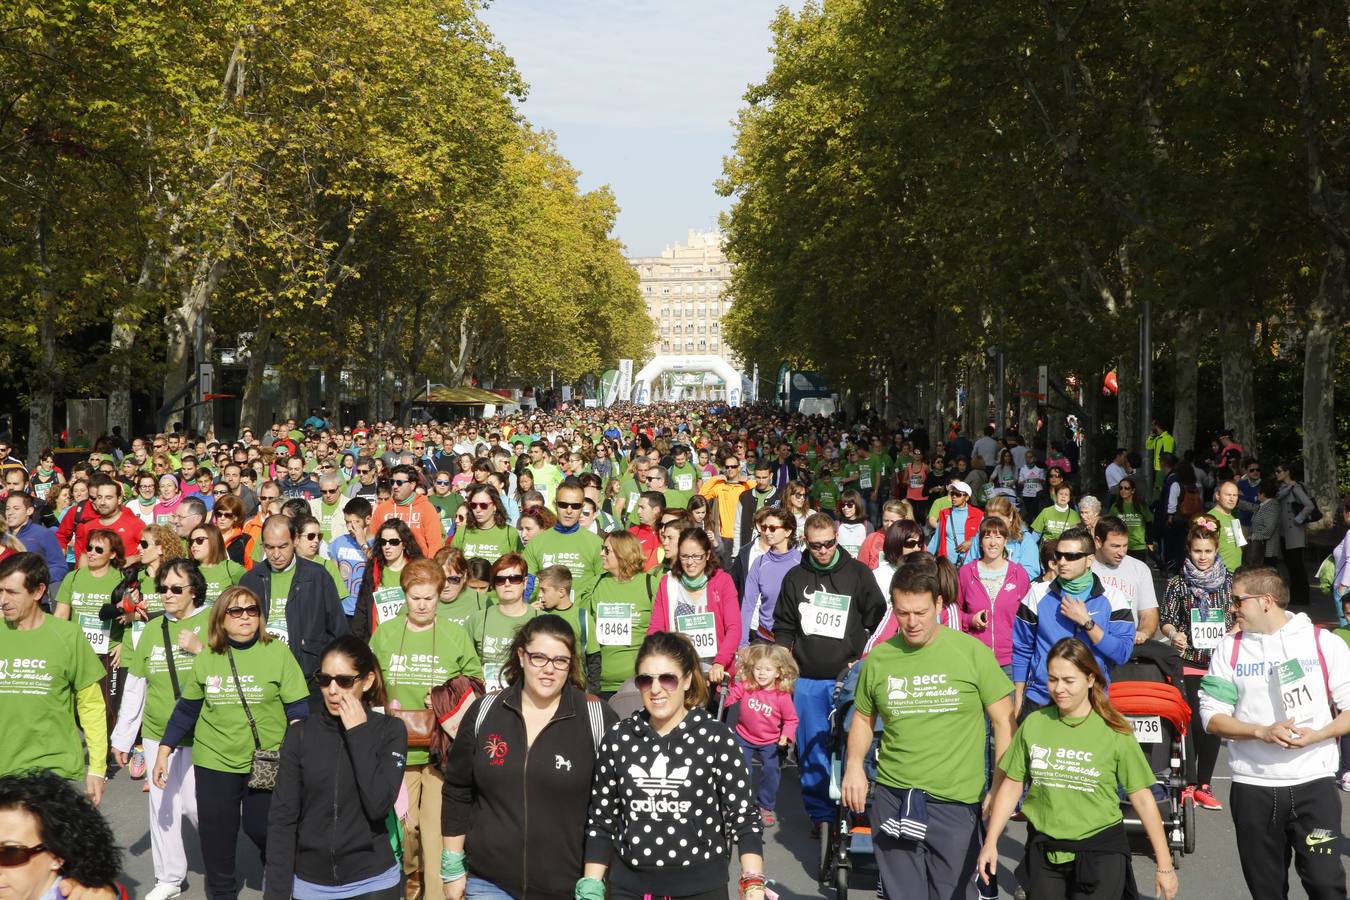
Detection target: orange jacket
<box><xmin>371</xmin><ymin>494</ymin><xmax>445</xmax><ymax>557</ymax></box>
<box><xmin>699</xmin><ymin>477</ymin><xmax>749</xmax><ymax>539</ymax></box>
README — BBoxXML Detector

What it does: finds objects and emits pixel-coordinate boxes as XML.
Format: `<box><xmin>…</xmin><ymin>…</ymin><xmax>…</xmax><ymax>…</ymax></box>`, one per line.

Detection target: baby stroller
<box><xmin>1107</xmin><ymin>642</ymin><xmax>1196</xmax><ymax>868</ymax></box>
<box><xmin>820</xmin><ymin>662</ymin><xmax>882</xmax><ymax>896</ymax></box>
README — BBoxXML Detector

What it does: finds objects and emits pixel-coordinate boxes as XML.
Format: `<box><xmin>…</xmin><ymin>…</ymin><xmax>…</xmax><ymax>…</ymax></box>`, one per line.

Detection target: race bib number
<box><xmin>801</xmin><ymin>591</ymin><xmax>850</xmax><ymax>640</ymax></box>
<box><xmin>677</xmin><ymin>612</ymin><xmax>717</xmax><ymax>658</ymax></box>
<box><xmin>1231</xmin><ymin>520</ymin><xmax>1248</xmax><ymax>548</ymax></box>
<box><xmin>33</xmin><ymin>481</ymin><xmax>51</xmax><ymax>500</ymax></box>
<box><xmin>1129</xmin><ymin>716</ymin><xmax>1163</xmax><ymax>744</ymax></box>
<box><xmin>1189</xmin><ymin>608</ymin><xmax>1226</xmax><ymax>652</ymax></box>
<box><xmin>373</xmin><ymin>587</ymin><xmax>406</xmax><ymax>624</ymax></box>
<box><xmin>131</xmin><ymin>620</ymin><xmax>147</xmax><ymax>649</ymax></box>
<box><xmin>859</xmin><ymin>470</ymin><xmax>873</xmax><ymax>490</ymax></box>
<box><xmin>79</xmin><ymin>614</ymin><xmax>111</xmax><ymax>655</ymax></box>
<box><xmin>627</xmin><ymin>491</ymin><xmax>640</xmax><ymax>513</ymax></box>
<box><xmin>596</xmin><ymin>603</ymin><xmax>633</xmax><ymax>647</ymax></box>
<box><xmin>676</xmin><ymin>473</ymin><xmax>694</xmax><ymax>492</ymax></box>
<box><xmin>267</xmin><ymin>619</ymin><xmax>290</xmax><ymax>645</ymax></box>
<box><xmin>484</xmin><ymin>662</ymin><xmax>505</xmax><ymax>692</ymax></box>
<box><xmin>155</xmin><ymin>514</ymin><xmax>173</xmax><ymax>525</ymax></box>
<box><xmin>1274</xmin><ymin>658</ymin><xmax>1314</xmax><ymax>721</ymax></box>
<box><xmin>909</xmin><ymin>473</ymin><xmax>923</xmax><ymax>489</ymax></box>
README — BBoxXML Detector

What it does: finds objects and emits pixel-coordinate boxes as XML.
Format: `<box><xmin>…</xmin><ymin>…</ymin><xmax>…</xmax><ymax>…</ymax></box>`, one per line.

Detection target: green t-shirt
<box><xmin>854</xmin><ymin>627</ymin><xmax>1013</xmax><ymax>803</ymax></box>
<box><xmin>437</xmin><ymin>589</ymin><xmax>491</xmax><ymax>629</ymax></box>
<box><xmin>1000</xmin><ymin>707</ymin><xmax>1155</xmax><ymax>859</ymax></box>
<box><xmin>0</xmin><ymin>614</ymin><xmax>106</xmax><ymax>780</ymax></box>
<box><xmin>542</xmin><ymin>603</ymin><xmax>590</xmax><ymax>648</ymax></box>
<box><xmin>583</xmin><ymin>572</ymin><xmax>657</xmax><ymax>692</ymax></box>
<box><xmin>1208</xmin><ymin>507</ymin><xmax>1244</xmax><ymax>572</ymax></box>
<box><xmin>200</xmin><ymin>560</ymin><xmax>245</xmax><ymax>607</ymax></box>
<box><xmin>318</xmin><ymin>500</ymin><xmax>343</xmax><ymax>542</ymax></box>
<box><xmin>451</xmin><ymin>525</ymin><xmax>523</xmax><ymax>563</ymax></box>
<box><xmin>371</xmin><ymin>617</ymin><xmax>482</xmax><ymax>765</ymax></box>
<box><xmin>667</xmin><ymin>463</ymin><xmax>699</xmax><ymax>510</ymax></box>
<box><xmin>522</xmin><ymin>528</ymin><xmax>603</xmax><ymax>593</ymax></box>
<box><xmin>464</xmin><ymin>604</ymin><xmax>539</xmax><ymax>691</ymax></box>
<box><xmin>1112</xmin><ymin>501</ymin><xmax>1152</xmax><ymax>551</ymax></box>
<box><xmin>266</xmin><ymin>563</ymin><xmax>298</xmax><ymax>644</ymax></box>
<box><xmin>1032</xmin><ymin>506</ymin><xmax>1082</xmax><ymax>540</ymax></box>
<box><xmin>322</xmin><ymin>558</ymin><xmax>346</xmax><ymax>597</ymax></box>
<box><xmin>863</xmin><ymin>452</ymin><xmax>889</xmax><ymax>492</ymax></box>
<box><xmin>429</xmin><ymin>493</ymin><xmax>463</xmax><ymax>533</ymax></box>
<box><xmin>56</xmin><ymin>567</ymin><xmax>125</xmax><ymax>656</ymax></box>
<box><xmin>126</xmin><ymin>608</ymin><xmax>210</xmax><ymax>742</ymax></box>
<box><xmin>180</xmin><ymin>639</ymin><xmax>308</xmax><ymax>773</ymax></box>
<box><xmin>811</xmin><ymin>479</ymin><xmax>840</xmax><ymax>512</ymax></box>
<box><xmin>529</xmin><ymin>463</ymin><xmax>565</xmax><ymax>507</ymax></box>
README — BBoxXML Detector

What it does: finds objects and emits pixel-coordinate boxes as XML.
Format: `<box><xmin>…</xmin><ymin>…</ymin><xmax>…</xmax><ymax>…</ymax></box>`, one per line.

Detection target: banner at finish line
<box><xmin>618</xmin><ymin>359</ymin><xmax>633</xmax><ymax>402</ymax></box>
<box><xmin>599</xmin><ymin>369</ymin><xmax>620</xmax><ymax>406</ymax></box>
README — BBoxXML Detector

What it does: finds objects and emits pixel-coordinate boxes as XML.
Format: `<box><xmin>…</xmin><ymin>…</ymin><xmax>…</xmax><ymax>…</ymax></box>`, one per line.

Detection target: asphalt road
<box><xmin>97</xmin><ymin>742</ymin><xmax>1348</xmax><ymax>900</ymax></box>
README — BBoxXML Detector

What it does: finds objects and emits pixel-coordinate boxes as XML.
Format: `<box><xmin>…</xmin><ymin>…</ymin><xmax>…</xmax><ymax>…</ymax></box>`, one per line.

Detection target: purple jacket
<box><xmin>740</xmin><ymin>548</ymin><xmax>802</xmax><ymax>645</ymax></box>
<box><xmin>956</xmin><ymin>559</ymin><xmax>1032</xmax><ymax>666</ymax></box>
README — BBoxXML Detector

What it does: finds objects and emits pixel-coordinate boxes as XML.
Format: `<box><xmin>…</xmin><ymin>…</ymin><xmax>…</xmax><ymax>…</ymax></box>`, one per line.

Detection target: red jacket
<box><xmin>628</xmin><ymin>524</ymin><xmax>662</xmax><ymax>571</ymax></box>
<box><xmin>934</xmin><ymin>505</ymin><xmax>983</xmax><ymax>561</ymax></box>
<box><xmin>647</xmin><ymin>569</ymin><xmax>742</xmax><ymax>670</ymax></box>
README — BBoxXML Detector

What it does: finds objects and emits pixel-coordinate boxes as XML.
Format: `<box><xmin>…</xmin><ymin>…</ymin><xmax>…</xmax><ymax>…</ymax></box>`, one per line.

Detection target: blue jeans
<box><xmin>737</xmin><ymin>735</ymin><xmax>782</xmax><ymax>811</ymax></box>
<box><xmin>794</xmin><ymin>676</ymin><xmax>836</xmax><ymax>823</ymax></box>
<box><xmin>466</xmin><ymin>877</ymin><xmax>514</xmax><ymax>900</ymax></box>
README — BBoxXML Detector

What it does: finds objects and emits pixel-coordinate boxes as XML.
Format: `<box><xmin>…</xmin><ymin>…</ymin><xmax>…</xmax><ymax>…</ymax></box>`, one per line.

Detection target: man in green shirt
<box><xmin>0</xmin><ymin>552</ymin><xmax>108</xmax><ymax>803</ymax></box>
<box><xmin>1146</xmin><ymin>419</ymin><xmax>1175</xmax><ymax>498</ymax></box>
<box><xmin>1208</xmin><ymin>480</ymin><xmax>1246</xmax><ymax>572</ymax></box>
<box><xmin>842</xmin><ymin>563</ymin><xmax>1014</xmax><ymax>900</ymax></box>
<box><xmin>523</xmin><ymin>482</ymin><xmax>603</xmax><ymax>590</ymax></box>
<box><xmin>527</xmin><ymin>440</ymin><xmax>564</xmax><ymax>508</ymax></box>
<box><xmin>616</xmin><ymin>455</ymin><xmax>652</xmax><ymax>527</ymax></box>
<box><xmin>666</xmin><ymin>445</ymin><xmax>699</xmax><ymax>510</ymax></box>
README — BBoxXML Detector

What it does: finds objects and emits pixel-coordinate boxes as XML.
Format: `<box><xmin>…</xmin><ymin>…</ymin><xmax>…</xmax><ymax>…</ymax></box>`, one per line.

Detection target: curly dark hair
<box><xmin>0</xmin><ymin>770</ymin><xmax>122</xmax><ymax>887</ymax></box>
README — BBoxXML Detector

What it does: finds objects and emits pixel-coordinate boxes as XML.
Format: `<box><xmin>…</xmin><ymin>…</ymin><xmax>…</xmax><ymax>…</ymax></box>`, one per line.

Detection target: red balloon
<box><xmin>1103</xmin><ymin>370</ymin><xmax>1119</xmax><ymax>396</ymax></box>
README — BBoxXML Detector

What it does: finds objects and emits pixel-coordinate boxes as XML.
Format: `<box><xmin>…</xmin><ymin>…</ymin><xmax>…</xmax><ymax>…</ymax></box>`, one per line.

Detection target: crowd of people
<box><xmin>0</xmin><ymin>403</ymin><xmax>1346</xmax><ymax>900</ymax></box>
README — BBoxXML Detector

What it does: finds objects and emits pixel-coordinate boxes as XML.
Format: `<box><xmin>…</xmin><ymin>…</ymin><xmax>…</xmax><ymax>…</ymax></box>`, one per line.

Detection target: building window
<box><xmin>711</xmin><ymin>340</ymin><xmax>719</xmax><ymax>351</ymax></box>
<box><xmin>711</xmin><ymin>322</ymin><xmax>719</xmax><ymax>333</ymax></box>
<box><xmin>698</xmin><ymin>340</ymin><xmax>707</xmax><ymax>350</ymax></box>
<box><xmin>661</xmin><ymin>287</ymin><xmax>670</xmax><ymax>295</ymax></box>
<box><xmin>686</xmin><ymin>341</ymin><xmax>694</xmax><ymax>351</ymax></box>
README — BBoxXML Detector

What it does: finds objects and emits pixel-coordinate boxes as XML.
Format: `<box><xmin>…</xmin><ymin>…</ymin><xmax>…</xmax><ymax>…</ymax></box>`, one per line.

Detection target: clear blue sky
<box><xmin>479</xmin><ymin>1</ymin><xmax>804</xmax><ymax>258</ymax></box>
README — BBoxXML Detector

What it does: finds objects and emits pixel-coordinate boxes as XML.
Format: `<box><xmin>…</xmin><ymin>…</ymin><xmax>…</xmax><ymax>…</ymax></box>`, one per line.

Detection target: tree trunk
<box><xmin>162</xmin><ymin>253</ymin><xmax>226</xmax><ymax>409</ymax></box>
<box><xmin>1172</xmin><ymin>314</ymin><xmax>1201</xmax><ymax>456</ymax></box>
<box><xmin>1302</xmin><ymin>247</ymin><xmax>1344</xmax><ymax>533</ymax></box>
<box><xmin>27</xmin><ymin>207</ymin><xmax>58</xmax><ymax>466</ymax></box>
<box><xmin>1017</xmin><ymin>364</ymin><xmax>1038</xmax><ymax>442</ymax></box>
<box><xmin>278</xmin><ymin>374</ymin><xmax>302</xmax><ymax>423</ymax></box>
<box><xmin>1079</xmin><ymin>371</ymin><xmax>1102</xmax><ymax>495</ymax></box>
<box><xmin>324</xmin><ymin>362</ymin><xmax>343</xmax><ymax>428</ymax></box>
<box><xmin>1221</xmin><ymin>315</ymin><xmax>1257</xmax><ymax>455</ymax></box>
<box><xmin>239</xmin><ymin>317</ymin><xmax>273</xmax><ymax>432</ymax></box>
<box><xmin>1117</xmin><ymin>337</ymin><xmax>1139</xmax><ymax>456</ymax></box>
<box><xmin>965</xmin><ymin>355</ymin><xmax>988</xmax><ymax>438</ymax></box>
<box><xmin>107</xmin><ymin>308</ymin><xmax>137</xmax><ymax>441</ymax></box>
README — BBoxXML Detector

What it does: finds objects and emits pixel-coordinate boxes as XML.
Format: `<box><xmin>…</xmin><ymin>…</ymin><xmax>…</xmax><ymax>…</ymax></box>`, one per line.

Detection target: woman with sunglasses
<box><xmin>441</xmin><ymin>615</ymin><xmax>617</xmax><ymax>900</ymax></box>
<box><xmin>583</xmin><ymin>632</ymin><xmax>765</xmax><ymax>900</ymax></box>
<box><xmin>291</xmin><ymin>514</ymin><xmax>350</xmax><ymax>603</ymax></box>
<box><xmin>153</xmin><ymin>585</ymin><xmax>309</xmax><ymax>900</ymax></box>
<box><xmin>780</xmin><ymin>482</ymin><xmax>812</xmax><ymax>542</ymax></box>
<box><xmin>466</xmin><ymin>553</ymin><xmax>539</xmax><ymax>692</ymax></box>
<box><xmin>188</xmin><ymin>524</ymin><xmax>245</xmax><ymax>607</ymax></box>
<box><xmin>266</xmin><ymin>634</ymin><xmax>407</xmax><ymax>900</ymax></box>
<box><xmin>741</xmin><ymin>509</ymin><xmax>801</xmax><ymax>646</ymax></box>
<box><xmin>958</xmin><ymin>516</ymin><xmax>1031</xmax><ymax>676</ymax></box>
<box><xmin>0</xmin><ymin>771</ymin><xmax>128</xmax><ymax>900</ymax></box>
<box><xmin>648</xmin><ymin>528</ymin><xmax>741</xmax><ymax>687</ymax></box>
<box><xmin>55</xmin><ymin>528</ymin><xmax>126</xmax><ymax>732</ymax></box>
<box><xmin>856</xmin><ymin>499</ymin><xmax>913</xmax><ymax>570</ymax></box>
<box><xmin>1009</xmin><ymin>526</ymin><xmax>1134</xmax><ymax>722</ymax></box>
<box><xmin>353</xmin><ymin>519</ymin><xmax>425</xmax><ymax>640</ymax></box>
<box><xmin>105</xmin><ymin>525</ymin><xmax>186</xmax><ymax>708</ymax></box>
<box><xmin>110</xmin><ymin>558</ymin><xmax>209</xmax><ymax>900</ymax></box>
<box><xmin>211</xmin><ymin>494</ymin><xmax>250</xmax><ymax>565</ymax></box>
<box><xmin>868</xmin><ymin>519</ymin><xmax>925</xmax><ymax>603</ymax></box>
<box><xmin>583</xmin><ymin>531</ymin><xmax>660</xmax><ymax>698</ymax></box>
<box><xmin>834</xmin><ymin>490</ymin><xmax>874</xmax><ymax>559</ymax></box>
<box><xmin>369</xmin><ymin>558</ymin><xmax>482</xmax><ymax>898</ymax></box>
<box><xmin>451</xmin><ymin>484</ymin><xmax>523</xmax><ymax>564</ymax></box>
<box><xmin>1106</xmin><ymin>477</ymin><xmax>1153</xmax><ymax>562</ymax></box>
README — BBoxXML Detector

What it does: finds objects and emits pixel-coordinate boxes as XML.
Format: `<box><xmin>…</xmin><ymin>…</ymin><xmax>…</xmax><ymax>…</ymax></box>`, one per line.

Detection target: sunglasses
<box><xmin>445</xmin><ymin>574</ymin><xmax>464</xmax><ymax>584</ymax></box>
<box><xmin>494</xmin><ymin>573</ymin><xmax>526</xmax><ymax>585</ymax></box>
<box><xmin>557</xmin><ymin>500</ymin><xmax>584</xmax><ymax>511</ymax></box>
<box><xmin>434</xmin><ymin>480</ymin><xmax>451</xmax><ymax>486</ymax></box>
<box><xmin>761</xmin><ymin>523</ymin><xmax>787</xmax><ymax>533</ymax></box>
<box><xmin>190</xmin><ymin>537</ymin><xmax>209</xmax><ymax>545</ymax></box>
<box><xmin>377</xmin><ymin>537</ymin><xmax>402</xmax><ymax>547</ymax></box>
<box><xmin>1053</xmin><ymin>550</ymin><xmax>1090</xmax><ymax>562</ymax></box>
<box><xmin>0</xmin><ymin>844</ymin><xmax>48</xmax><ymax>867</ymax></box>
<box><xmin>635</xmin><ymin>672</ymin><xmax>681</xmax><ymax>693</ymax></box>
<box><xmin>165</xmin><ymin>584</ymin><xmax>191</xmax><ymax>596</ymax></box>
<box><xmin>806</xmin><ymin>539</ymin><xmax>837</xmax><ymax>551</ymax></box>
<box><xmin>87</xmin><ymin>546</ymin><xmax>110</xmax><ymax>555</ymax></box>
<box><xmin>321</xmin><ymin>488</ymin><xmax>340</xmax><ymax>495</ymax></box>
<box><xmin>214</xmin><ymin>489</ymin><xmax>229</xmax><ymax>496</ymax></box>
<box><xmin>302</xmin><ymin>532</ymin><xmax>321</xmax><ymax>540</ymax></box>
<box><xmin>225</xmin><ymin>605</ymin><xmax>261</xmax><ymax>618</ymax></box>
<box><xmin>358</xmin><ymin>468</ymin><xmax>372</xmax><ymax>475</ymax></box>
<box><xmin>315</xmin><ymin>672</ymin><xmax>360</xmax><ymax>689</ymax></box>
<box><xmin>469</xmin><ymin>501</ymin><xmax>493</xmax><ymax>511</ymax></box>
<box><xmin>902</xmin><ymin>539</ymin><xmax>922</xmax><ymax>548</ymax></box>
<box><xmin>391</xmin><ymin>478</ymin><xmax>411</xmax><ymax>486</ymax></box>
<box><xmin>138</xmin><ymin>539</ymin><xmax>152</xmax><ymax>550</ymax></box>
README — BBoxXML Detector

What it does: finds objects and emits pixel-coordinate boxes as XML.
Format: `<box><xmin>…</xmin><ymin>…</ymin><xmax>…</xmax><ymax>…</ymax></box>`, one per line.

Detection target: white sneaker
<box><xmin>144</xmin><ymin>884</ymin><xmax>182</xmax><ymax>900</ymax></box>
<box><xmin>1340</xmin><ymin>773</ymin><xmax>1350</xmax><ymax>793</ymax></box>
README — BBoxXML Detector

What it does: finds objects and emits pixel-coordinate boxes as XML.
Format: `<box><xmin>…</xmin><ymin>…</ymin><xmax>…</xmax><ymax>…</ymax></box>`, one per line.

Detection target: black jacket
<box><xmin>442</xmin><ymin>683</ymin><xmax>618</xmax><ymax>900</ymax></box>
<box><xmin>264</xmin><ymin>709</ymin><xmax>408</xmax><ymax>898</ymax></box>
<box><xmin>772</xmin><ymin>547</ymin><xmax>887</xmax><ymax>680</ymax></box>
<box><xmin>240</xmin><ymin>556</ymin><xmax>349</xmax><ymax>681</ymax></box>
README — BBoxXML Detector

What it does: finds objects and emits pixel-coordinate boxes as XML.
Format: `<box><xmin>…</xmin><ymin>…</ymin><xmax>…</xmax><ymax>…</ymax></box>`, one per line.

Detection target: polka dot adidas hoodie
<box><xmin>584</xmin><ymin>706</ymin><xmax>764</xmax><ymax>896</ymax></box>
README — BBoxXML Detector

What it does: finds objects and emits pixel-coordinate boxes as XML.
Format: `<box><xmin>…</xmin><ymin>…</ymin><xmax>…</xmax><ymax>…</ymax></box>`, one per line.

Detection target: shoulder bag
<box><xmin>388</xmin><ymin>620</ymin><xmax>436</xmax><ymax>747</ymax></box>
<box><xmin>226</xmin><ymin>646</ymin><xmax>281</xmax><ymax>790</ymax></box>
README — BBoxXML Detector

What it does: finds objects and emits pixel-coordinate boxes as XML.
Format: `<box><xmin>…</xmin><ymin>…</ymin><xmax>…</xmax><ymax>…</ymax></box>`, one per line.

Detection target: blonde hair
<box><xmin>734</xmin><ymin>643</ymin><xmax>798</xmax><ymax>694</ymax></box>
<box><xmin>603</xmin><ymin>530</ymin><xmax>647</xmax><ymax>580</ymax></box>
<box><xmin>984</xmin><ymin>496</ymin><xmax>1026</xmax><ymax>542</ymax></box>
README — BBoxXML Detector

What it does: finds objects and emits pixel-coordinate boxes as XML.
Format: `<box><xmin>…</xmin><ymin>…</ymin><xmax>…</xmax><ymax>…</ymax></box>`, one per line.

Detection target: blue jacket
<box><xmin>1007</xmin><ymin>532</ymin><xmax>1042</xmax><ymax>581</ymax></box>
<box><xmin>1011</xmin><ymin>574</ymin><xmax>1134</xmax><ymax>705</ymax></box>
<box><xmin>17</xmin><ymin>521</ymin><xmax>68</xmax><ymax>591</ymax></box>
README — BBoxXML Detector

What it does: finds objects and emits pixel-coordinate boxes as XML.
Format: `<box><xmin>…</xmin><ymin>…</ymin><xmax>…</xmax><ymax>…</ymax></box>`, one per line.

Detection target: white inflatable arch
<box><xmin>631</xmin><ymin>355</ymin><xmax>744</xmax><ymax>406</ymax></box>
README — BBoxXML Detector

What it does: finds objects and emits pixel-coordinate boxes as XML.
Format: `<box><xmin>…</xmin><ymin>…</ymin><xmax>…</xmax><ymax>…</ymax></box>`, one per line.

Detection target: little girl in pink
<box><xmin>726</xmin><ymin>644</ymin><xmax>799</xmax><ymax>826</ymax></box>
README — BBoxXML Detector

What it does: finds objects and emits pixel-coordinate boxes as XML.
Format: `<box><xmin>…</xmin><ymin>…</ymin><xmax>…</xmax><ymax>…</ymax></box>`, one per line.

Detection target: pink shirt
<box><xmin>726</xmin><ymin>681</ymin><xmax>798</xmax><ymax>746</ymax></box>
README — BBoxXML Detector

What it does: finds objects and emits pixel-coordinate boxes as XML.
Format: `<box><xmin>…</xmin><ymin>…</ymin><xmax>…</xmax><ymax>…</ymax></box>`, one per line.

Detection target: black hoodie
<box><xmin>772</xmin><ymin>546</ymin><xmax>887</xmax><ymax>680</ymax></box>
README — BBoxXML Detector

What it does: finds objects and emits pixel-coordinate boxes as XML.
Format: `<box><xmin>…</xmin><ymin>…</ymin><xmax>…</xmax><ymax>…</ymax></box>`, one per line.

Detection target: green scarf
<box><xmin>679</xmin><ymin>573</ymin><xmax>709</xmax><ymax>591</ymax></box>
<box><xmin>1058</xmin><ymin>571</ymin><xmax>1094</xmax><ymax>595</ymax></box>
<box><xmin>806</xmin><ymin>548</ymin><xmax>842</xmax><ymax>573</ymax></box>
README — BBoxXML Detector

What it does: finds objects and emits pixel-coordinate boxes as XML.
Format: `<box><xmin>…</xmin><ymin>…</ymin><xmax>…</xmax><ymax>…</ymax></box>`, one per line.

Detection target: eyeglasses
<box><xmin>315</xmin><ymin>673</ymin><xmax>360</xmax><ymax>689</ymax></box>
<box><xmin>190</xmin><ymin>537</ymin><xmax>209</xmax><ymax>546</ymax></box>
<box><xmin>600</xmin><ymin>545</ymin><xmax>613</xmax><ymax>555</ymax></box>
<box><xmin>259</xmin><ymin>494</ymin><xmax>280</xmax><ymax>502</ymax></box>
<box><xmin>806</xmin><ymin>539</ymin><xmax>837</xmax><ymax>551</ymax></box>
<box><xmin>557</xmin><ymin>500</ymin><xmax>584</xmax><ymax>510</ymax></box>
<box><xmin>225</xmin><ymin>605</ymin><xmax>261</xmax><ymax>618</ymax></box>
<box><xmin>164</xmin><ymin>584</ymin><xmax>191</xmax><ymax>596</ymax></box>
<box><xmin>216</xmin><ymin>512</ymin><xmax>234</xmax><ymax>521</ymax></box>
<box><xmin>1118</xmin><ymin>484</ymin><xmax>1134</xmax><ymax>491</ymax></box>
<box><xmin>790</xmin><ymin>492</ymin><xmax>806</xmax><ymax>500</ymax></box>
<box><xmin>213</xmin><ymin>488</ymin><xmax>229</xmax><ymax>496</ymax></box>
<box><xmin>358</xmin><ymin>468</ymin><xmax>372</xmax><ymax>475</ymax></box>
<box><xmin>494</xmin><ymin>573</ymin><xmax>526</xmax><ymax>585</ymax></box>
<box><xmin>377</xmin><ymin>537</ymin><xmax>402</xmax><ymax>547</ymax></box>
<box><xmin>1052</xmin><ymin>550</ymin><xmax>1090</xmax><ymax>562</ymax></box>
<box><xmin>679</xmin><ymin>553</ymin><xmax>706</xmax><ymax>562</ymax></box>
<box><xmin>469</xmin><ymin>501</ymin><xmax>493</xmax><ymax>511</ymax></box>
<box><xmin>635</xmin><ymin>672</ymin><xmax>681</xmax><ymax>693</ymax></box>
<box><xmin>841</xmin><ymin>501</ymin><xmax>856</xmax><ymax>508</ymax></box>
<box><xmin>0</xmin><ymin>844</ymin><xmax>48</xmax><ymax>867</ymax></box>
<box><xmin>524</xmin><ymin>651</ymin><xmax>572</xmax><ymax>671</ymax></box>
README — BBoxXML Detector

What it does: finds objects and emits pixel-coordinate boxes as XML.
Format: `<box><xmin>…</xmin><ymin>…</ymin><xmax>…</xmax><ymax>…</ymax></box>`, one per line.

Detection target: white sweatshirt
<box><xmin>1200</xmin><ymin>612</ymin><xmax>1350</xmax><ymax>786</ymax></box>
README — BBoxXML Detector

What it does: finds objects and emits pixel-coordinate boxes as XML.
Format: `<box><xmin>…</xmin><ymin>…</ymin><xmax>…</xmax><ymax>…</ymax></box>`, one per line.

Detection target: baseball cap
<box><xmin>949</xmin><ymin>480</ymin><xmax>972</xmax><ymax>496</ymax></box>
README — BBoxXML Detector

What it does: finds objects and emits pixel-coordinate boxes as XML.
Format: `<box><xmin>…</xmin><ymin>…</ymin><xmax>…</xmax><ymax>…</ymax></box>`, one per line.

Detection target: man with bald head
<box><xmin>239</xmin><ymin>515</ymin><xmax>347</xmax><ymax>683</ymax></box>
